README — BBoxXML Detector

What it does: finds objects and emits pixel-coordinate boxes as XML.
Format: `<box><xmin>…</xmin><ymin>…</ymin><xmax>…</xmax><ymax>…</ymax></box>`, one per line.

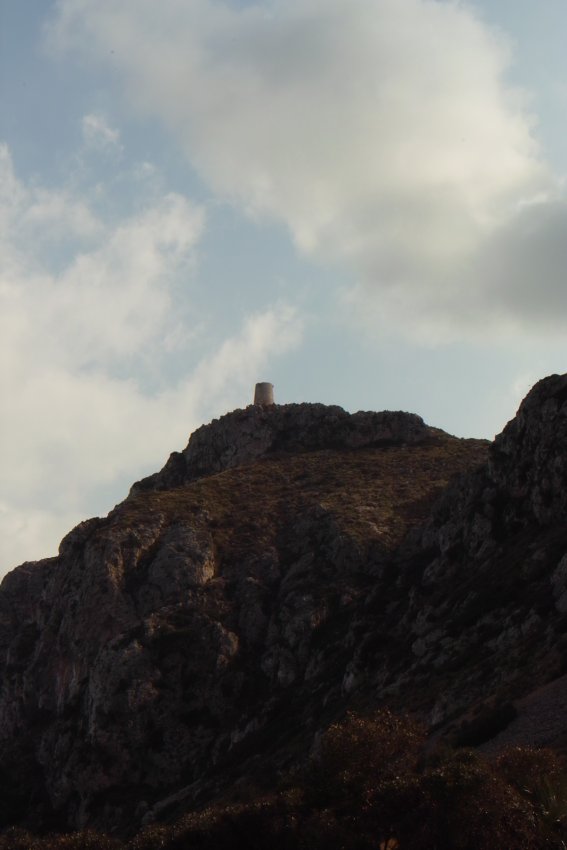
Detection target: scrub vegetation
<box><xmin>121</xmin><ymin>435</ymin><xmax>489</xmax><ymax>560</ymax></box>
<box><xmin>2</xmin><ymin>709</ymin><xmax>566</xmax><ymax>850</ymax></box>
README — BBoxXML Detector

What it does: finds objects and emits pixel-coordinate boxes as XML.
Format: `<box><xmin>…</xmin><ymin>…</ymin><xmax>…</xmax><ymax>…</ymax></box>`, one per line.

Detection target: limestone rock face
<box><xmin>3</xmin><ymin>382</ymin><xmax>567</xmax><ymax>836</ymax></box>
<box><xmin>373</xmin><ymin>374</ymin><xmax>567</xmax><ymax>735</ymax></box>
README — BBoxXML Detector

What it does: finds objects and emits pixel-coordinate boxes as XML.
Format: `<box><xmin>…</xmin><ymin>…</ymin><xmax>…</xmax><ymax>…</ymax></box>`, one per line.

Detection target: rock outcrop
<box><xmin>3</xmin><ymin>382</ymin><xmax>567</xmax><ymax>836</ymax></box>
<box><xmin>131</xmin><ymin>404</ymin><xmax>428</xmax><ymax>493</ymax></box>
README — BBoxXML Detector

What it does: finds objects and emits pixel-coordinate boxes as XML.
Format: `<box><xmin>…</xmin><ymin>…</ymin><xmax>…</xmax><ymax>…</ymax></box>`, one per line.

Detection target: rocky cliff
<box><xmin>2</xmin><ymin>382</ymin><xmax>567</xmax><ymax>836</ymax></box>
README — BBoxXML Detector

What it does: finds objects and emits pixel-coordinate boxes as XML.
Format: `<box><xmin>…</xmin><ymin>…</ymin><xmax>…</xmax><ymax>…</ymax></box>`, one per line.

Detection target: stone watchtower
<box><xmin>254</xmin><ymin>382</ymin><xmax>275</xmax><ymax>406</ymax></box>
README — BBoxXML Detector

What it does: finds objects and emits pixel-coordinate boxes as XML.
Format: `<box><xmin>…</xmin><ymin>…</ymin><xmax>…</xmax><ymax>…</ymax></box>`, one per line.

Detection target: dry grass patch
<box><xmin>117</xmin><ymin>436</ymin><xmax>488</xmax><ymax>564</ymax></box>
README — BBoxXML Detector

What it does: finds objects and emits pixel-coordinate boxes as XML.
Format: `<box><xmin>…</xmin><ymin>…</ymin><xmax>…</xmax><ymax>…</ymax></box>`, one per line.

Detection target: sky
<box><xmin>1</xmin><ymin>0</ymin><xmax>567</xmax><ymax>575</ymax></box>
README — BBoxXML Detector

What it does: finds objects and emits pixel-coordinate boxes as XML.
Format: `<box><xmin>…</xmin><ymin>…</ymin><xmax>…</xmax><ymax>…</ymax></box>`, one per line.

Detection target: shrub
<box><xmin>403</xmin><ymin>749</ymin><xmax>541</xmax><ymax>850</ymax></box>
<box><xmin>305</xmin><ymin>709</ymin><xmax>424</xmax><ymax>811</ymax></box>
<box><xmin>495</xmin><ymin>747</ymin><xmax>567</xmax><ymax>846</ymax></box>
<box><xmin>302</xmin><ymin>709</ymin><xmax>424</xmax><ymax>848</ymax></box>
<box><xmin>0</xmin><ymin>828</ymin><xmax>122</xmax><ymax>850</ymax></box>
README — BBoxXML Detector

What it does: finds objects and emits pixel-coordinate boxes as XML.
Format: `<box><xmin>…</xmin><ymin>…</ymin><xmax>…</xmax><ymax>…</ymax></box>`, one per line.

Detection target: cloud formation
<box><xmin>82</xmin><ymin>113</ymin><xmax>123</xmax><ymax>153</ymax></box>
<box><xmin>0</xmin><ymin>144</ymin><xmax>302</xmax><ymax>573</ymax></box>
<box><xmin>48</xmin><ymin>0</ymin><xmax>567</xmax><ymax>338</ymax></box>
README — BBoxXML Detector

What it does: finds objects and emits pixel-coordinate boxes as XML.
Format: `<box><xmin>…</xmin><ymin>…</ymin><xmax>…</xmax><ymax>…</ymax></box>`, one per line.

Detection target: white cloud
<box><xmin>82</xmin><ymin>112</ymin><xmax>122</xmax><ymax>153</ymax></box>
<box><xmin>0</xmin><ymin>146</ymin><xmax>204</xmax><ymax>370</ymax></box>
<box><xmin>1</xmin><ymin>143</ymin><xmax>102</xmax><ymax>252</ymax></box>
<box><xmin>344</xmin><ymin>189</ymin><xmax>567</xmax><ymax>344</ymax></box>
<box><xmin>0</xmin><ymin>145</ymin><xmax>303</xmax><ymax>575</ymax></box>
<box><xmin>48</xmin><ymin>0</ymin><xmax>567</xmax><ymax>339</ymax></box>
<box><xmin>0</xmin><ymin>502</ymin><xmax>80</xmax><ymax>573</ymax></box>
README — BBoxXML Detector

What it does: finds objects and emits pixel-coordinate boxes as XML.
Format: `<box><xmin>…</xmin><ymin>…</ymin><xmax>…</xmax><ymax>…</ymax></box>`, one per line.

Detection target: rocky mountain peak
<box><xmin>489</xmin><ymin>373</ymin><xmax>567</xmax><ymax>525</ymax></box>
<box><xmin>131</xmin><ymin>402</ymin><xmax>429</xmax><ymax>494</ymax></box>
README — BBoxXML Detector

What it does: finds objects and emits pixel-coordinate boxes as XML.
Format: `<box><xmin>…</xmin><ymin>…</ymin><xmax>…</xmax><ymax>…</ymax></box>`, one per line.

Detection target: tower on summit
<box><xmin>254</xmin><ymin>382</ymin><xmax>274</xmax><ymax>406</ymax></box>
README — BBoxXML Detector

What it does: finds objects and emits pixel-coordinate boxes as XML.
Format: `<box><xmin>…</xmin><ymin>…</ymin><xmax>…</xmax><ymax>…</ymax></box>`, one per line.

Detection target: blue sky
<box><xmin>2</xmin><ymin>0</ymin><xmax>567</xmax><ymax>573</ymax></box>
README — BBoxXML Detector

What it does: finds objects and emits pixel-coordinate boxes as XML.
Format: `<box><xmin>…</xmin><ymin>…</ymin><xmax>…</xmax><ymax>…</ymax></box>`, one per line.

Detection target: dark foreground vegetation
<box><xmin>2</xmin><ymin>709</ymin><xmax>567</xmax><ymax>850</ymax></box>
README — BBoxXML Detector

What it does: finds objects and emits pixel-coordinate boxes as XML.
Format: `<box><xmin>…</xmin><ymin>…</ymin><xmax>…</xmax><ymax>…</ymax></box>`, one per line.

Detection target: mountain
<box><xmin>2</xmin><ymin>376</ymin><xmax>567</xmax><ymax>837</ymax></box>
